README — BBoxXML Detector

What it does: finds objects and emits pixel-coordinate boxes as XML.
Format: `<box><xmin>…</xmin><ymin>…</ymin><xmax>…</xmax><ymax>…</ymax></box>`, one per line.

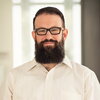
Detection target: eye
<box><xmin>38</xmin><ymin>29</ymin><xmax>46</xmax><ymax>33</ymax></box>
<box><xmin>50</xmin><ymin>27</ymin><xmax>60</xmax><ymax>33</ymax></box>
<box><xmin>36</xmin><ymin>28</ymin><xmax>46</xmax><ymax>35</ymax></box>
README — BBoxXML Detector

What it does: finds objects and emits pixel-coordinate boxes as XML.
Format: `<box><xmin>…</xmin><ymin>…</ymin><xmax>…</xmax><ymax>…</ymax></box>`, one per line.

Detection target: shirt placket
<box><xmin>44</xmin><ymin>68</ymin><xmax>55</xmax><ymax>100</ymax></box>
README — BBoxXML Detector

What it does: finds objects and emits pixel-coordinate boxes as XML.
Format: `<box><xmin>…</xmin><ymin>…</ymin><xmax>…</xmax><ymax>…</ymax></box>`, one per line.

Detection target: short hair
<box><xmin>33</xmin><ymin>7</ymin><xmax>65</xmax><ymax>29</ymax></box>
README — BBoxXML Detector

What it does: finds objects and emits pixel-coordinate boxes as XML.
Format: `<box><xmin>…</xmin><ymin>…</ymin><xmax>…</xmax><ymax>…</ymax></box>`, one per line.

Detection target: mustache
<box><xmin>41</xmin><ymin>39</ymin><xmax>58</xmax><ymax>44</ymax></box>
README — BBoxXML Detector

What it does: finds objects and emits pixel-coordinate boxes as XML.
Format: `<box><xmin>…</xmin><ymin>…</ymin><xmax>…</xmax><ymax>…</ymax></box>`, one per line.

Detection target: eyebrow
<box><xmin>35</xmin><ymin>26</ymin><xmax>62</xmax><ymax>29</ymax></box>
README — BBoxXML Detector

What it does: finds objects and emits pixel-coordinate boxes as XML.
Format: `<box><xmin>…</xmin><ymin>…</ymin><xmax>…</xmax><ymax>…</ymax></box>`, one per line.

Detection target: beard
<box><xmin>35</xmin><ymin>37</ymin><xmax>65</xmax><ymax>64</ymax></box>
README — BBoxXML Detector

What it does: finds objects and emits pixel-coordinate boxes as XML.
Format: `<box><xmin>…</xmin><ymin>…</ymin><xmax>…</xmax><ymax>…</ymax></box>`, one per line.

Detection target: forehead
<box><xmin>35</xmin><ymin>14</ymin><xmax>63</xmax><ymax>28</ymax></box>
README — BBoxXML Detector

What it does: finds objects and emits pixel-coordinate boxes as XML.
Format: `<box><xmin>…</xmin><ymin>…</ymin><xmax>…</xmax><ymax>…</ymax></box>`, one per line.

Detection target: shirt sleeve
<box><xmin>84</xmin><ymin>71</ymin><xmax>100</xmax><ymax>100</ymax></box>
<box><xmin>3</xmin><ymin>72</ymin><xmax>14</xmax><ymax>100</ymax></box>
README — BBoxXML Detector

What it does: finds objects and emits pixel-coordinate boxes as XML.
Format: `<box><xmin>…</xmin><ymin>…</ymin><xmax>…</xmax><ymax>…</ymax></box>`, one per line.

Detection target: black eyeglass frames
<box><xmin>34</xmin><ymin>27</ymin><xmax>64</xmax><ymax>36</ymax></box>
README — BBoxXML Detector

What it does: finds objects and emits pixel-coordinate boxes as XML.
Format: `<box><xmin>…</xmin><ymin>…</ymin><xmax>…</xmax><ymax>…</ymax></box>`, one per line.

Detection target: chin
<box><xmin>44</xmin><ymin>45</ymin><xmax>55</xmax><ymax>49</ymax></box>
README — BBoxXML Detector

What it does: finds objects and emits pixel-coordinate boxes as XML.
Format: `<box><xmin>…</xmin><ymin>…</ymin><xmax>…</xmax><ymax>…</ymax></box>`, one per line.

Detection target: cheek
<box><xmin>35</xmin><ymin>35</ymin><xmax>45</xmax><ymax>43</ymax></box>
<box><xmin>54</xmin><ymin>34</ymin><xmax>63</xmax><ymax>42</ymax></box>
<box><xmin>35</xmin><ymin>34</ymin><xmax>63</xmax><ymax>43</ymax></box>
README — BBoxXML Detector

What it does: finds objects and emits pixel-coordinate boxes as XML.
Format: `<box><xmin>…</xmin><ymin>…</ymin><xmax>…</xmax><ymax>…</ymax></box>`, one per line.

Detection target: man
<box><xmin>3</xmin><ymin>7</ymin><xmax>100</xmax><ymax>100</ymax></box>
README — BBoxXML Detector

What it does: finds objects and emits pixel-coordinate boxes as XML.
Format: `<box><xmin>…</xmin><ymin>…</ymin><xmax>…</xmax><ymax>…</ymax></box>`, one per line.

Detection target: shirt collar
<box><xmin>62</xmin><ymin>56</ymin><xmax>72</xmax><ymax>68</ymax></box>
<box><xmin>28</xmin><ymin>56</ymin><xmax>72</xmax><ymax>71</ymax></box>
<box><xmin>27</xmin><ymin>59</ymin><xmax>38</xmax><ymax>71</ymax></box>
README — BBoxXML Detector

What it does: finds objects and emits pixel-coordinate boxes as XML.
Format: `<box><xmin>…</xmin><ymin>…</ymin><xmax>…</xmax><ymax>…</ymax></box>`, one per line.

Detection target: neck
<box><xmin>42</xmin><ymin>63</ymin><xmax>57</xmax><ymax>71</ymax></box>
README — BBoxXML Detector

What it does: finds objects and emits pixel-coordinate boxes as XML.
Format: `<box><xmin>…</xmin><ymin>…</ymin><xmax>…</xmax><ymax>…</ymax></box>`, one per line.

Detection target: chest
<box><xmin>13</xmin><ymin>70</ymin><xmax>83</xmax><ymax>100</ymax></box>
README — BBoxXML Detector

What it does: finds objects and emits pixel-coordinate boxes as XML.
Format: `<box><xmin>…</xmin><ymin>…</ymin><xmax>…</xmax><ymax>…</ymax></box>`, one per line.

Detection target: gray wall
<box><xmin>82</xmin><ymin>0</ymin><xmax>100</xmax><ymax>81</ymax></box>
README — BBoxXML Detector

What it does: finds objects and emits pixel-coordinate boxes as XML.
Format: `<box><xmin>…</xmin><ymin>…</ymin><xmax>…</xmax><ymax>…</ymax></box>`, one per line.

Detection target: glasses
<box><xmin>35</xmin><ymin>27</ymin><xmax>63</xmax><ymax>36</ymax></box>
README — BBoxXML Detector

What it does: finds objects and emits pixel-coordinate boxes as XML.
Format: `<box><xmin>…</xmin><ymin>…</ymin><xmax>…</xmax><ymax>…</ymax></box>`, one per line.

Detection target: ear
<box><xmin>32</xmin><ymin>31</ymin><xmax>35</xmax><ymax>40</ymax></box>
<box><xmin>63</xmin><ymin>28</ymin><xmax>68</xmax><ymax>40</ymax></box>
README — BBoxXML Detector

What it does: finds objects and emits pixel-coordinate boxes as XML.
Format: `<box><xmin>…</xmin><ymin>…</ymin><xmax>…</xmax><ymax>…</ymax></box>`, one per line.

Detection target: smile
<box><xmin>43</xmin><ymin>42</ymin><xmax>55</xmax><ymax>46</ymax></box>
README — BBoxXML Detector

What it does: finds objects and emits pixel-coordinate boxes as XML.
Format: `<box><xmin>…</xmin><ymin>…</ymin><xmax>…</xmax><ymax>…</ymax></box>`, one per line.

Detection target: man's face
<box><xmin>32</xmin><ymin>14</ymin><xmax>68</xmax><ymax>63</ymax></box>
<box><xmin>32</xmin><ymin>14</ymin><xmax>68</xmax><ymax>48</ymax></box>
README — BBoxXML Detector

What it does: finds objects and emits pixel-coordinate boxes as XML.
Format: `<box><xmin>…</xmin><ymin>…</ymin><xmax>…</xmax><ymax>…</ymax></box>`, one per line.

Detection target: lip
<box><xmin>43</xmin><ymin>42</ymin><xmax>54</xmax><ymax>46</ymax></box>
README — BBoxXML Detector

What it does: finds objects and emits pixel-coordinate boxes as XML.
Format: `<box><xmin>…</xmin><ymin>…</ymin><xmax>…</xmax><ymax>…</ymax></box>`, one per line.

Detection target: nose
<box><xmin>45</xmin><ymin>30</ymin><xmax>53</xmax><ymax>40</ymax></box>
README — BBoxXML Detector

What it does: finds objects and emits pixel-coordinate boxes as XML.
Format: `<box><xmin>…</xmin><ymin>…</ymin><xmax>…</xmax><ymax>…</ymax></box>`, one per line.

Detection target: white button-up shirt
<box><xmin>3</xmin><ymin>57</ymin><xmax>100</xmax><ymax>100</ymax></box>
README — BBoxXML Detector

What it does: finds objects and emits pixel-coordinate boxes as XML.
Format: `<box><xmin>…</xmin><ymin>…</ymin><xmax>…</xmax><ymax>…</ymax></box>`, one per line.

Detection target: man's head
<box><xmin>33</xmin><ymin>7</ymin><xmax>65</xmax><ymax>29</ymax></box>
<box><xmin>32</xmin><ymin>7</ymin><xmax>68</xmax><ymax>64</ymax></box>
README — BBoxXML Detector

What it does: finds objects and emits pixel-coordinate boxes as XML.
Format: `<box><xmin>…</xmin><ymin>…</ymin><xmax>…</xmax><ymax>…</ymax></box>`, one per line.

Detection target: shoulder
<box><xmin>71</xmin><ymin>61</ymin><xmax>92</xmax><ymax>71</ymax></box>
<box><xmin>71</xmin><ymin>61</ymin><xmax>98</xmax><ymax>80</ymax></box>
<box><xmin>63</xmin><ymin>56</ymin><xmax>95</xmax><ymax>77</ymax></box>
<box><xmin>71</xmin><ymin>61</ymin><xmax>94</xmax><ymax>73</ymax></box>
<box><xmin>9</xmin><ymin>59</ymin><xmax>37</xmax><ymax>76</ymax></box>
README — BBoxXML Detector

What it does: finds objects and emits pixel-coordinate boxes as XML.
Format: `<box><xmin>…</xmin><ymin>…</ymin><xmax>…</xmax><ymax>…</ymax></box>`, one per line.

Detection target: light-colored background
<box><xmin>0</xmin><ymin>0</ymin><xmax>100</xmax><ymax>98</ymax></box>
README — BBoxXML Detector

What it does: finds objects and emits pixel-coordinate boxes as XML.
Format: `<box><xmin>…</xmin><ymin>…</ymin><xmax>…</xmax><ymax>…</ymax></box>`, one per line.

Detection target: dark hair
<box><xmin>33</xmin><ymin>7</ymin><xmax>65</xmax><ymax>29</ymax></box>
